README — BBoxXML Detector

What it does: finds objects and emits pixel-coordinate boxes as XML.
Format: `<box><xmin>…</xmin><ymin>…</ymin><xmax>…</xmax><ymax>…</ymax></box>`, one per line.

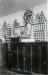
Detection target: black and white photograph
<box><xmin>0</xmin><ymin>0</ymin><xmax>48</xmax><ymax>75</ymax></box>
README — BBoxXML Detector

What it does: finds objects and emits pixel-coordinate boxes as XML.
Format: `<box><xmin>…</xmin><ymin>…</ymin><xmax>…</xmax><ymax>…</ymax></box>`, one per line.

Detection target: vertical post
<box><xmin>31</xmin><ymin>46</ymin><xmax>32</xmax><ymax>73</ymax></box>
<box><xmin>40</xmin><ymin>44</ymin><xmax>41</xmax><ymax>74</ymax></box>
<box><xmin>38</xmin><ymin>44</ymin><xmax>41</xmax><ymax>74</ymax></box>
<box><xmin>0</xmin><ymin>39</ymin><xmax>2</xmax><ymax>66</ymax></box>
<box><xmin>17</xmin><ymin>46</ymin><xmax>18</xmax><ymax>69</ymax></box>
<box><xmin>47</xmin><ymin>42</ymin><xmax>48</xmax><ymax>75</ymax></box>
<box><xmin>23</xmin><ymin>46</ymin><xmax>25</xmax><ymax>72</ymax></box>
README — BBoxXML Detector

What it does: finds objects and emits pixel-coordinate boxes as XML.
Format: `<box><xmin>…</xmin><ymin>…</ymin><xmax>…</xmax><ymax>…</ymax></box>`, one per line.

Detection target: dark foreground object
<box><xmin>6</xmin><ymin>39</ymin><xmax>48</xmax><ymax>74</ymax></box>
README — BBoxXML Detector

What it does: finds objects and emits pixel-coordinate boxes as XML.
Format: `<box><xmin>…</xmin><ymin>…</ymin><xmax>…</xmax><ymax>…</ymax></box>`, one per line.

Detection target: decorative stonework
<box><xmin>32</xmin><ymin>11</ymin><xmax>47</xmax><ymax>41</ymax></box>
<box><xmin>2</xmin><ymin>21</ymin><xmax>7</xmax><ymax>39</ymax></box>
<box><xmin>2</xmin><ymin>9</ymin><xmax>47</xmax><ymax>42</ymax></box>
<box><xmin>35</xmin><ymin>11</ymin><xmax>47</xmax><ymax>23</ymax></box>
<box><xmin>23</xmin><ymin>9</ymin><xmax>33</xmax><ymax>26</ymax></box>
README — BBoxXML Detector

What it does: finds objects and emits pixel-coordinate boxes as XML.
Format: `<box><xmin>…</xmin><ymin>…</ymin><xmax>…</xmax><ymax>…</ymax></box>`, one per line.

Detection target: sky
<box><xmin>0</xmin><ymin>0</ymin><xmax>47</xmax><ymax>17</ymax></box>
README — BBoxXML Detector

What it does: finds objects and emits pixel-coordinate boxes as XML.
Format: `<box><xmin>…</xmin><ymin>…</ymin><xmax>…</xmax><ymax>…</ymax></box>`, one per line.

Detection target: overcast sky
<box><xmin>0</xmin><ymin>0</ymin><xmax>47</xmax><ymax>17</ymax></box>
